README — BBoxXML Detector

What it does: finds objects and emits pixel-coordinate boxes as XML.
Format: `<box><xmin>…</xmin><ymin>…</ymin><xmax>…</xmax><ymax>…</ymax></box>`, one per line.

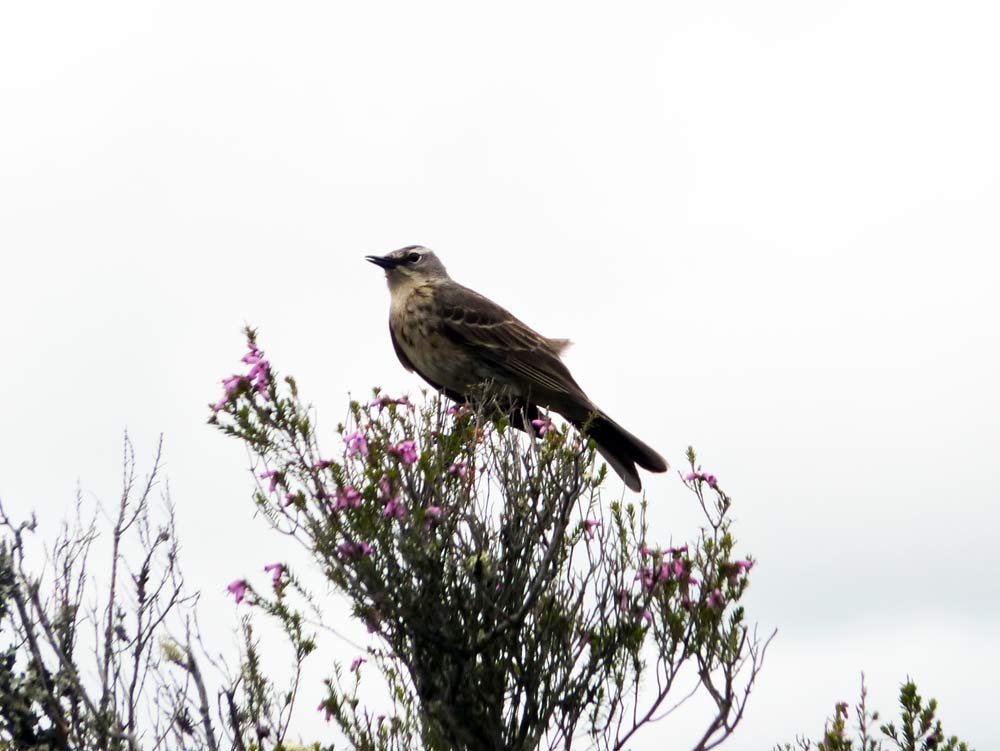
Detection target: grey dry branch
<box><xmin>0</xmin><ymin>433</ymin><xmax>190</xmax><ymax>751</ymax></box>
<box><xmin>209</xmin><ymin>329</ymin><xmax>769</xmax><ymax>751</ymax></box>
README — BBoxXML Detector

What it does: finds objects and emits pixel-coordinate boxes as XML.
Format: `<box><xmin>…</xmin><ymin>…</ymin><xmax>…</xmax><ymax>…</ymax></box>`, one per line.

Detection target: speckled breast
<box><xmin>390</xmin><ymin>285</ymin><xmax>498</xmax><ymax>393</ymax></box>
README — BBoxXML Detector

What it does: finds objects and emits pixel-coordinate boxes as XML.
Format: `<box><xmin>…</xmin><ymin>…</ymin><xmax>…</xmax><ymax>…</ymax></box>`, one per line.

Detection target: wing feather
<box><xmin>436</xmin><ymin>284</ymin><xmax>588</xmax><ymax>400</ymax></box>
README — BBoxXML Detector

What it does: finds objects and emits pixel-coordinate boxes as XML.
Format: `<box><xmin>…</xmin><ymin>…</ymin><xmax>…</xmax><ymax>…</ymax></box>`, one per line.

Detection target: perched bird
<box><xmin>366</xmin><ymin>245</ymin><xmax>668</xmax><ymax>491</ymax></box>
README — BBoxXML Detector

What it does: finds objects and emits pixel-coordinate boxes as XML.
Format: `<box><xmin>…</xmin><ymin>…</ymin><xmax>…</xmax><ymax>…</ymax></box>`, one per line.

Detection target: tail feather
<box><xmin>501</xmin><ymin>395</ymin><xmax>668</xmax><ymax>492</ymax></box>
<box><xmin>582</xmin><ymin>414</ymin><xmax>668</xmax><ymax>492</ymax></box>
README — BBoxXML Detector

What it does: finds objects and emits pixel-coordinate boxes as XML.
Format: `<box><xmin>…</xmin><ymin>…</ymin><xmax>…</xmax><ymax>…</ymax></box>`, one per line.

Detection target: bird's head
<box><xmin>366</xmin><ymin>246</ymin><xmax>450</xmax><ymax>290</ymax></box>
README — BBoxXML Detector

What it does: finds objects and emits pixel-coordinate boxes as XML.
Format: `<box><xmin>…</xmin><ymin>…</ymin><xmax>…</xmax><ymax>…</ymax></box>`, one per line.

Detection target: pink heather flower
<box><xmin>264</xmin><ymin>562</ymin><xmax>284</xmax><ymax>590</ymax></box>
<box><xmin>370</xmin><ymin>394</ymin><xmax>414</xmax><ymax>412</ymax></box>
<box><xmin>448</xmin><ymin>460</ymin><xmax>469</xmax><ymax>478</ymax></box>
<box><xmin>344</xmin><ymin>431</ymin><xmax>368</xmax><ymax>458</ymax></box>
<box><xmin>213</xmin><ymin>375</ymin><xmax>245</xmax><ymax>412</ymax></box>
<box><xmin>389</xmin><ymin>440</ymin><xmax>419</xmax><ymax>465</ymax></box>
<box><xmin>227</xmin><ymin>579</ymin><xmax>248</xmax><ymax>604</ymax></box>
<box><xmin>639</xmin><ymin>545</ymin><xmax>655</xmax><ymax>557</ymax></box>
<box><xmin>379</xmin><ymin>474</ymin><xmax>392</xmax><ymax>497</ymax></box>
<box><xmin>317</xmin><ymin>700</ymin><xmax>332</xmax><ymax>722</ymax></box>
<box><xmin>584</xmin><ymin>519</ymin><xmax>602</xmax><ymax>539</ymax></box>
<box><xmin>687</xmin><ymin>576</ymin><xmax>700</xmax><ymax>587</ymax></box>
<box><xmin>641</xmin><ymin>607</ymin><xmax>653</xmax><ymax>626</ymax></box>
<box><xmin>728</xmin><ymin>558</ymin><xmax>754</xmax><ymax>585</ymax></box>
<box><xmin>283</xmin><ymin>492</ymin><xmax>296</xmax><ymax>507</ymax></box>
<box><xmin>313</xmin><ymin>459</ymin><xmax>333</xmax><ymax>470</ymax></box>
<box><xmin>241</xmin><ymin>343</ymin><xmax>263</xmax><ymax>364</ymax></box>
<box><xmin>635</xmin><ymin>568</ymin><xmax>655</xmax><ymax>592</ymax></box>
<box><xmin>665</xmin><ymin>545</ymin><xmax>688</xmax><ymax>556</ymax></box>
<box><xmin>246</xmin><ymin>358</ymin><xmax>269</xmax><ymax>396</ymax></box>
<box><xmin>349</xmin><ymin>656</ymin><xmax>367</xmax><ymax>673</ymax></box>
<box><xmin>530</xmin><ymin>417</ymin><xmax>555</xmax><ymax>436</ymax></box>
<box><xmin>334</xmin><ymin>486</ymin><xmax>362</xmax><ymax>511</ymax></box>
<box><xmin>708</xmin><ymin>588</ymin><xmax>725</xmax><ymax>609</ymax></box>
<box><xmin>259</xmin><ymin>469</ymin><xmax>279</xmax><ymax>493</ymax></box>
<box><xmin>686</xmin><ymin>471</ymin><xmax>718</xmax><ymax>488</ymax></box>
<box><xmin>383</xmin><ymin>497</ymin><xmax>406</xmax><ymax>520</ymax></box>
<box><xmin>246</xmin><ymin>366</ymin><xmax>269</xmax><ymax>401</ymax></box>
<box><xmin>425</xmin><ymin>506</ymin><xmax>443</xmax><ymax>520</ymax></box>
<box><xmin>618</xmin><ymin>590</ymin><xmax>630</xmax><ymax>612</ymax></box>
<box><xmin>651</xmin><ymin>555</ymin><xmax>687</xmax><ymax>585</ymax></box>
<box><xmin>338</xmin><ymin>541</ymin><xmax>373</xmax><ymax>558</ymax></box>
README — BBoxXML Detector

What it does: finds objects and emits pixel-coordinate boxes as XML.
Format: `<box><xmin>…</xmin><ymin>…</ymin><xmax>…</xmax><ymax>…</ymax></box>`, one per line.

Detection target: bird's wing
<box><xmin>436</xmin><ymin>283</ymin><xmax>589</xmax><ymax>400</ymax></box>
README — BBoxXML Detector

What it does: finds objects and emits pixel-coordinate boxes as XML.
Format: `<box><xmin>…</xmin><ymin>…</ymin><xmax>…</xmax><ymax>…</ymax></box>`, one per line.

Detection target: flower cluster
<box><xmin>685</xmin><ymin>470</ymin><xmax>718</xmax><ymax>489</ymax></box>
<box><xmin>635</xmin><ymin>558</ymin><xmax>699</xmax><ymax>592</ymax></box>
<box><xmin>345</xmin><ymin>431</ymin><xmax>368</xmax><ymax>458</ymax></box>
<box><xmin>370</xmin><ymin>393</ymin><xmax>414</xmax><ymax>412</ymax></box>
<box><xmin>264</xmin><ymin>562</ymin><xmax>284</xmax><ymax>590</ymax></box>
<box><xmin>383</xmin><ymin>497</ymin><xmax>406</xmax><ymax>520</ymax></box>
<box><xmin>227</xmin><ymin>579</ymin><xmax>248</xmax><ymax>604</ymax></box>
<box><xmin>724</xmin><ymin>558</ymin><xmax>754</xmax><ymax>585</ymax></box>
<box><xmin>635</xmin><ymin>548</ymin><xmax>699</xmax><ymax>594</ymax></box>
<box><xmin>707</xmin><ymin>588</ymin><xmax>725</xmax><ymax>609</ymax></box>
<box><xmin>388</xmin><ymin>440</ymin><xmax>419</xmax><ymax>465</ymax></box>
<box><xmin>338</xmin><ymin>541</ymin><xmax>373</xmax><ymax>558</ymax></box>
<box><xmin>226</xmin><ymin>562</ymin><xmax>288</xmax><ymax>606</ymax></box>
<box><xmin>349</xmin><ymin>656</ymin><xmax>367</xmax><ymax>673</ymax></box>
<box><xmin>260</xmin><ymin>469</ymin><xmax>281</xmax><ymax>493</ymax></box>
<box><xmin>530</xmin><ymin>416</ymin><xmax>555</xmax><ymax>436</ymax></box>
<box><xmin>213</xmin><ymin>341</ymin><xmax>270</xmax><ymax>412</ymax></box>
<box><xmin>334</xmin><ymin>486</ymin><xmax>362</xmax><ymax>511</ymax></box>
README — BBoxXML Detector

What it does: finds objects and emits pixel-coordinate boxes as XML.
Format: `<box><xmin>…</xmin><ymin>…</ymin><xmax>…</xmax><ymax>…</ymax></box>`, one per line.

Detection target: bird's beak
<box><xmin>365</xmin><ymin>254</ymin><xmax>399</xmax><ymax>270</ymax></box>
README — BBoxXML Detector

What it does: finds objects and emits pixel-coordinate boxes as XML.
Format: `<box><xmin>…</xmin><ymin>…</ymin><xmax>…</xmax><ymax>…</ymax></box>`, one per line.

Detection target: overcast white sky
<box><xmin>2</xmin><ymin>1</ymin><xmax>998</xmax><ymax>748</ymax></box>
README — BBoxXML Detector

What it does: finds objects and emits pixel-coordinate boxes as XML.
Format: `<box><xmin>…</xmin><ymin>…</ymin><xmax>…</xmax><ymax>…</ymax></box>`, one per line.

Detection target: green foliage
<box><xmin>777</xmin><ymin>676</ymin><xmax>974</xmax><ymax>751</ymax></box>
<box><xmin>0</xmin><ymin>328</ymin><xmax>979</xmax><ymax>750</ymax></box>
<box><xmin>0</xmin><ymin>438</ymin><xmax>181</xmax><ymax>751</ymax></box>
<box><xmin>210</xmin><ymin>329</ymin><xmax>770</xmax><ymax>751</ymax></box>
<box><xmin>881</xmin><ymin>681</ymin><xmax>972</xmax><ymax>751</ymax></box>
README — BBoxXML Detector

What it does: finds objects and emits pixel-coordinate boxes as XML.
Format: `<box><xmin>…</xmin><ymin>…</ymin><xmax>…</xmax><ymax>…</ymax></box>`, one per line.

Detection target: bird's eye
<box><xmin>407</xmin><ymin>252</ymin><xmax>422</xmax><ymax>264</ymax></box>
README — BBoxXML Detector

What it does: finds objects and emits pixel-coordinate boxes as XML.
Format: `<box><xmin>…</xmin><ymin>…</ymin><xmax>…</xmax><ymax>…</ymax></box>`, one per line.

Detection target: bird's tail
<box><xmin>579</xmin><ymin>413</ymin><xmax>669</xmax><ymax>492</ymax></box>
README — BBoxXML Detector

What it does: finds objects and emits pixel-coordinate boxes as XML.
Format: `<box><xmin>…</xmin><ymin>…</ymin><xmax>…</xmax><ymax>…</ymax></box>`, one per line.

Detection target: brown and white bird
<box><xmin>366</xmin><ymin>245</ymin><xmax>668</xmax><ymax>491</ymax></box>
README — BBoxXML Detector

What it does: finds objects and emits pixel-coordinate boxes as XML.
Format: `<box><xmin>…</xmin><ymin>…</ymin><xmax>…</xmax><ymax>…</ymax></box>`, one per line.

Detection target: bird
<box><xmin>366</xmin><ymin>245</ymin><xmax>668</xmax><ymax>491</ymax></box>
